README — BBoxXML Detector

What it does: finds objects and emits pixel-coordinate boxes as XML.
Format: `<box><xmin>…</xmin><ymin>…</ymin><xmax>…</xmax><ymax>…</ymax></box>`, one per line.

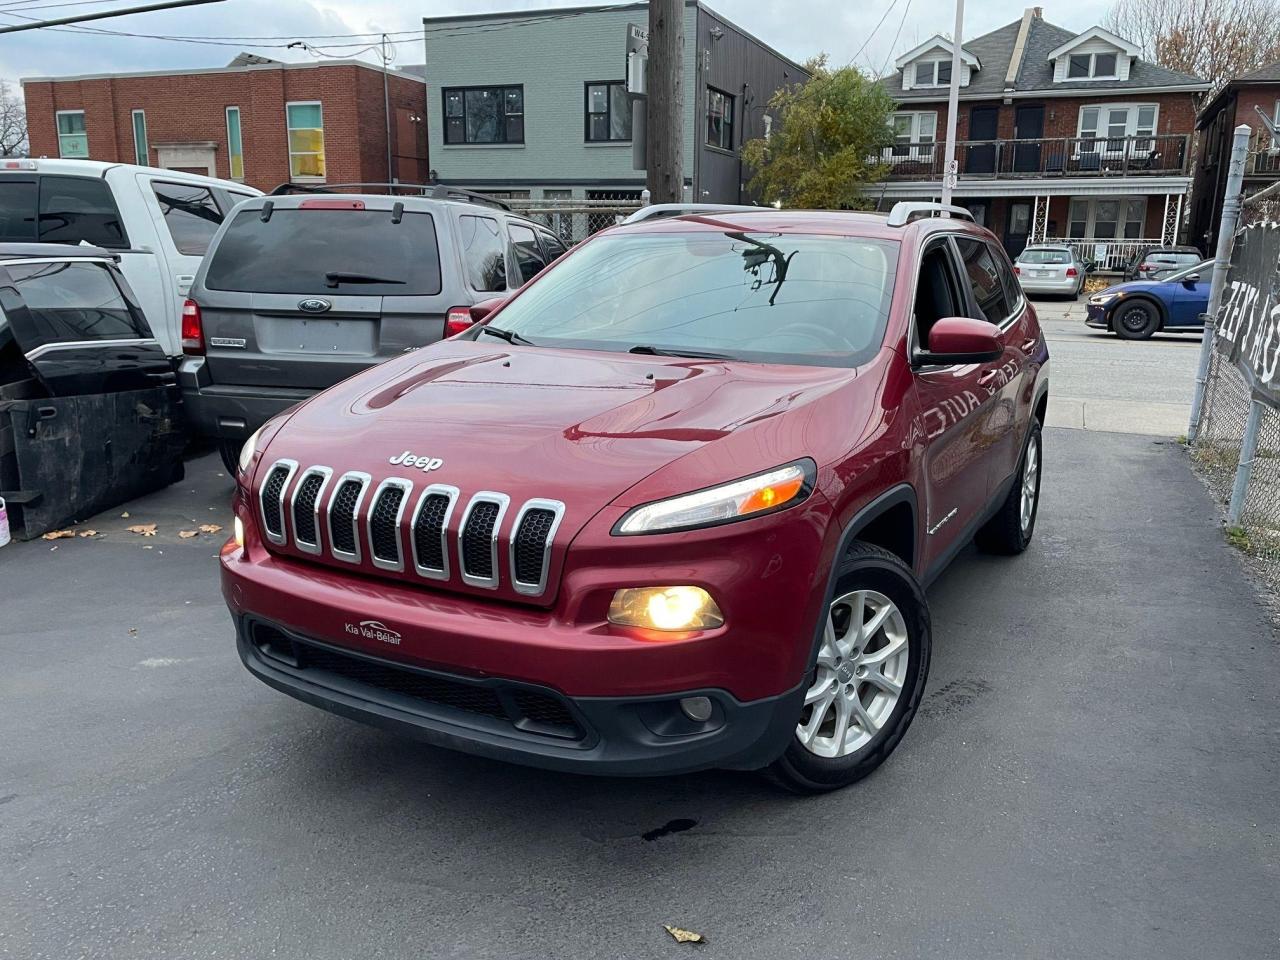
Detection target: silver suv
<box><xmin>178</xmin><ymin>185</ymin><xmax>568</xmax><ymax>471</ymax></box>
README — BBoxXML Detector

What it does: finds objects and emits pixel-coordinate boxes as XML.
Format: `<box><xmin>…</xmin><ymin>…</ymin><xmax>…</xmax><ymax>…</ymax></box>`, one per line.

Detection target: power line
<box><xmin>878</xmin><ymin>0</ymin><xmax>914</xmax><ymax>79</ymax></box>
<box><xmin>848</xmin><ymin>0</ymin><xmax>900</xmax><ymax>71</ymax></box>
<box><xmin>0</xmin><ymin>0</ymin><xmax>224</xmax><ymax>34</ymax></box>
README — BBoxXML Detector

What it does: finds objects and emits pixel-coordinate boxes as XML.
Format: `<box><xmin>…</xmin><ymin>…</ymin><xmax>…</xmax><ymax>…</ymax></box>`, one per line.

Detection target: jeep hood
<box><xmin>263</xmin><ymin>340</ymin><xmax>856</xmax><ymax>520</ymax></box>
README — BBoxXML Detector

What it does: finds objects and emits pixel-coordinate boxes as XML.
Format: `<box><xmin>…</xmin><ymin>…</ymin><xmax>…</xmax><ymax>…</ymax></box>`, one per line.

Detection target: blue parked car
<box><xmin>1085</xmin><ymin>259</ymin><xmax>1211</xmax><ymax>340</ymax></box>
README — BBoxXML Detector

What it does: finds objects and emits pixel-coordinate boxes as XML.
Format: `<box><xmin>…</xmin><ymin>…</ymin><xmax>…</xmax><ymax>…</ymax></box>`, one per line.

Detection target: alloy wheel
<box><xmin>1020</xmin><ymin>435</ymin><xmax>1040</xmax><ymax>534</ymax></box>
<box><xmin>797</xmin><ymin>589</ymin><xmax>909</xmax><ymax>758</ymax></box>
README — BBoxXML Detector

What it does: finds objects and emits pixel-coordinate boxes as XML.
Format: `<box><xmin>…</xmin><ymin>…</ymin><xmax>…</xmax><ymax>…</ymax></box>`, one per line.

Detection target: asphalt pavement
<box><xmin>2</xmin><ymin>423</ymin><xmax>1277</xmax><ymax>959</ymax></box>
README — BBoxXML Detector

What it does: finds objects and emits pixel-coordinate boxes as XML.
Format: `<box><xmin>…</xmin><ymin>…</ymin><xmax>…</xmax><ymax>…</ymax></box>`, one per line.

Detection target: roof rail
<box><xmin>266</xmin><ymin>181</ymin><xmax>512</xmax><ymax>210</ymax></box>
<box><xmin>621</xmin><ymin>202</ymin><xmax>765</xmax><ymax>224</ymax></box>
<box><xmin>885</xmin><ymin>201</ymin><xmax>975</xmax><ymax>227</ymax></box>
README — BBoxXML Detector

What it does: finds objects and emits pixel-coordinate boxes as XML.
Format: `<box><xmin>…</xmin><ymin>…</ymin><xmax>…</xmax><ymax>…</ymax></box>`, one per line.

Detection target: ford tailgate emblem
<box><xmin>298</xmin><ymin>297</ymin><xmax>331</xmax><ymax>313</ymax></box>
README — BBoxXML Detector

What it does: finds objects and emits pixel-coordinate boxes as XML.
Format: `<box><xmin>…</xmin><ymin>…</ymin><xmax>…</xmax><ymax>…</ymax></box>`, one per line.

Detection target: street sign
<box><xmin>626</xmin><ymin>22</ymin><xmax>648</xmax><ymax>95</ymax></box>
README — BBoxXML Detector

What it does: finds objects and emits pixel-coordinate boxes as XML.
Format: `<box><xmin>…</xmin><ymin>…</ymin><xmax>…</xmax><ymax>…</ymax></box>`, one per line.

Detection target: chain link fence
<box><xmin>505</xmin><ymin>192</ymin><xmax>646</xmax><ymax>244</ymax></box>
<box><xmin>1190</xmin><ymin>324</ymin><xmax>1280</xmax><ymax>590</ymax></box>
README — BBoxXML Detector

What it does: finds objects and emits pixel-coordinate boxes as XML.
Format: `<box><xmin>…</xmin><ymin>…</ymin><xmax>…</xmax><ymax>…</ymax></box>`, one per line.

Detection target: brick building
<box><xmin>21</xmin><ymin>55</ymin><xmax>429</xmax><ymax>193</ymax></box>
<box><xmin>1189</xmin><ymin>61</ymin><xmax>1280</xmax><ymax>252</ymax></box>
<box><xmin>878</xmin><ymin>7</ymin><xmax>1208</xmax><ymax>268</ymax></box>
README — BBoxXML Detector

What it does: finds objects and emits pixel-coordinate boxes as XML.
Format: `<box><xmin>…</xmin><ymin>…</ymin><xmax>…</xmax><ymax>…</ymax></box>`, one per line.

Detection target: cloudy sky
<box><xmin>0</xmin><ymin>0</ymin><xmax>1115</xmax><ymax>84</ymax></box>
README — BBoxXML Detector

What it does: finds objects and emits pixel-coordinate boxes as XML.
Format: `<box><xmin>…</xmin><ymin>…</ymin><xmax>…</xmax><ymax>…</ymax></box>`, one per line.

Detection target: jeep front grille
<box><xmin>268</xmin><ymin>468</ymin><xmax>562</xmax><ymax>596</ymax></box>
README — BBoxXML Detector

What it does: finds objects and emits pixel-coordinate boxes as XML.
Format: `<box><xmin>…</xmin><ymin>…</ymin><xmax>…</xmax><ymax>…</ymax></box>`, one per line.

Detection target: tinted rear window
<box><xmin>1018</xmin><ymin>249</ymin><xmax>1071</xmax><ymax>264</ymax></box>
<box><xmin>38</xmin><ymin>176</ymin><xmax>128</xmax><ymax>248</ymax></box>
<box><xmin>204</xmin><ymin>208</ymin><xmax>442</xmax><ymax>296</ymax></box>
<box><xmin>0</xmin><ymin>179</ymin><xmax>37</xmax><ymax>242</ymax></box>
<box><xmin>0</xmin><ymin>261</ymin><xmax>147</xmax><ymax>348</ymax></box>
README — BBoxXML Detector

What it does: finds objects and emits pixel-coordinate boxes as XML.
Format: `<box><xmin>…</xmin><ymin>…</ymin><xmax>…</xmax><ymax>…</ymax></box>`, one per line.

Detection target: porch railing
<box><xmin>879</xmin><ymin>133</ymin><xmax>1190</xmax><ymax>180</ymax></box>
<box><xmin>1042</xmin><ymin>237</ymin><xmax>1164</xmax><ymax>273</ymax></box>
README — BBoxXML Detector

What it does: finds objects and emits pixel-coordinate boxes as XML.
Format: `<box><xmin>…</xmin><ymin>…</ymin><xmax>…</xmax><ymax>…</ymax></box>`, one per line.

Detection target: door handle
<box><xmin>976</xmin><ymin>370</ymin><xmax>1001</xmax><ymax>388</ymax></box>
<box><xmin>1021</xmin><ymin>338</ymin><xmax>1038</xmax><ymax>353</ymax></box>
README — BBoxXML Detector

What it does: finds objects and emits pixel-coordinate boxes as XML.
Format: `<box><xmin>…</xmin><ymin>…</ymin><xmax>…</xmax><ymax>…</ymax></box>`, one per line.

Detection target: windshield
<box><xmin>1018</xmin><ymin>249</ymin><xmax>1071</xmax><ymax>265</ymax></box>
<box><xmin>477</xmin><ymin>230</ymin><xmax>899</xmax><ymax>367</ymax></box>
<box><xmin>1163</xmin><ymin>260</ymin><xmax>1212</xmax><ymax>283</ymax></box>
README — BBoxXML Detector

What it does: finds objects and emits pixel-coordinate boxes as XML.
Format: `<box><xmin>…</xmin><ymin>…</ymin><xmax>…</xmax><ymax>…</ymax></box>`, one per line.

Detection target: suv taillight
<box><xmin>181</xmin><ymin>299</ymin><xmax>204</xmax><ymax>355</ymax></box>
<box><xmin>1065</xmin><ymin>266</ymin><xmax>1078</xmax><ymax>277</ymax></box>
<box><xmin>1140</xmin><ymin>262</ymin><xmax>1154</xmax><ymax>272</ymax></box>
<box><xmin>446</xmin><ymin>306</ymin><xmax>474</xmax><ymax>337</ymax></box>
<box><xmin>1013</xmin><ymin>265</ymin><xmax>1021</xmax><ymax>274</ymax></box>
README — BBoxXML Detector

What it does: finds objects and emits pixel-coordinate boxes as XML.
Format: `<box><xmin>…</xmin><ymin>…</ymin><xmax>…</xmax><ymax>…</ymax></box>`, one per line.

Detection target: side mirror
<box><xmin>445</xmin><ymin>297</ymin><xmax>507</xmax><ymax>336</ymax></box>
<box><xmin>470</xmin><ymin>297</ymin><xmax>507</xmax><ymax>323</ymax></box>
<box><xmin>916</xmin><ymin>316</ymin><xmax>1004</xmax><ymax>366</ymax></box>
<box><xmin>1183</xmin><ymin>273</ymin><xmax>1201</xmax><ymax>284</ymax></box>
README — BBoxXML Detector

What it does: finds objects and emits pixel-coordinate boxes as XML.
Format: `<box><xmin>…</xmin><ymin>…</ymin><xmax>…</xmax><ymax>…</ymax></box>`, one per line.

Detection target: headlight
<box><xmin>608</xmin><ymin>586</ymin><xmax>724</xmax><ymax>631</ymax></box>
<box><xmin>237</xmin><ymin>426</ymin><xmax>263</xmax><ymax>475</ymax></box>
<box><xmin>613</xmin><ymin>460</ymin><xmax>814</xmax><ymax>535</ymax></box>
<box><xmin>1089</xmin><ymin>293</ymin><xmax>1119</xmax><ymax>305</ymax></box>
<box><xmin>233</xmin><ymin>515</ymin><xmax>245</xmax><ymax>549</ymax></box>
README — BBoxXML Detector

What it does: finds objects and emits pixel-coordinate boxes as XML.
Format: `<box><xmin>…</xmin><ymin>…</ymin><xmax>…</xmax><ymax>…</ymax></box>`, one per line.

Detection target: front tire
<box><xmin>1114</xmin><ymin>300</ymin><xmax>1159</xmax><ymax>340</ymax></box>
<box><xmin>976</xmin><ymin>420</ymin><xmax>1042</xmax><ymax>554</ymax></box>
<box><xmin>768</xmin><ymin>543</ymin><xmax>931</xmax><ymax>793</ymax></box>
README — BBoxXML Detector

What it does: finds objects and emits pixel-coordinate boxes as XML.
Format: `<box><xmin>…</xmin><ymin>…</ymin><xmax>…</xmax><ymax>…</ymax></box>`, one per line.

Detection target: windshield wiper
<box><xmin>628</xmin><ymin>344</ymin><xmax>735</xmax><ymax>360</ymax></box>
<box><xmin>479</xmin><ymin>325</ymin><xmax>536</xmax><ymax>345</ymax></box>
<box><xmin>324</xmin><ymin>271</ymin><xmax>405</xmax><ymax>288</ymax></box>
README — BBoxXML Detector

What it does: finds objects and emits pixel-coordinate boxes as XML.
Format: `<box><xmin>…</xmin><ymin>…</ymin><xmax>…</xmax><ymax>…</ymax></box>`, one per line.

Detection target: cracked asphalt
<box><xmin>2</xmin><ymin>427</ymin><xmax>1278</xmax><ymax>957</ymax></box>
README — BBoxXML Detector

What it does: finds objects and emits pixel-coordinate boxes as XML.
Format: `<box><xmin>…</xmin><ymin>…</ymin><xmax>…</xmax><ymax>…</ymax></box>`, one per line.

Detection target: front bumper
<box><xmin>1084</xmin><ymin>302</ymin><xmax>1113</xmax><ymax>328</ymax></box>
<box><xmin>236</xmin><ymin>614</ymin><xmax>802</xmax><ymax>775</ymax></box>
<box><xmin>178</xmin><ymin>356</ymin><xmax>312</xmax><ymax>440</ymax></box>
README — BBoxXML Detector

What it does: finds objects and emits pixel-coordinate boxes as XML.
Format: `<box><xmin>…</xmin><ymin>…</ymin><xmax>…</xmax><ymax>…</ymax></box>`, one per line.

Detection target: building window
<box><xmin>1068</xmin><ymin>51</ymin><xmax>1119</xmax><ymax>79</ymax></box>
<box><xmin>913</xmin><ymin>60</ymin><xmax>952</xmax><ymax>87</ymax></box>
<box><xmin>1078</xmin><ymin>103</ymin><xmax>1157</xmax><ymax>154</ymax></box>
<box><xmin>585</xmin><ymin>81</ymin><xmax>631</xmax><ymax>142</ymax></box>
<box><xmin>285</xmin><ymin>102</ymin><xmax>325</xmax><ymax>180</ymax></box>
<box><xmin>226</xmin><ymin>107</ymin><xmax>244</xmax><ymax>180</ymax></box>
<box><xmin>706</xmin><ymin>86</ymin><xmax>734</xmax><ymax>151</ymax></box>
<box><xmin>131</xmin><ymin>110</ymin><xmax>148</xmax><ymax>166</ymax></box>
<box><xmin>56</xmin><ymin>111</ymin><xmax>88</xmax><ymax>158</ymax></box>
<box><xmin>1067</xmin><ymin>196</ymin><xmax>1147</xmax><ymax>239</ymax></box>
<box><xmin>443</xmin><ymin>86</ymin><xmax>524</xmax><ymax>145</ymax></box>
<box><xmin>889</xmin><ymin>111</ymin><xmax>937</xmax><ymax>160</ymax></box>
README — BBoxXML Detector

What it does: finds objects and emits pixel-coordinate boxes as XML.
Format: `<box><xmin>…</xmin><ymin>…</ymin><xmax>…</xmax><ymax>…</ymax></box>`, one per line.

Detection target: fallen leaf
<box><xmin>128</xmin><ymin>627</ymin><xmax>138</xmax><ymax>637</ymax></box>
<box><xmin>663</xmin><ymin>926</ymin><xmax>707</xmax><ymax>945</ymax></box>
<box><xmin>77</xmin><ymin>529</ymin><xmax>98</xmax><ymax>538</ymax></box>
<box><xmin>42</xmin><ymin>529</ymin><xmax>75</xmax><ymax>540</ymax></box>
<box><xmin>179</xmin><ymin>530</ymin><xmax>199</xmax><ymax>539</ymax></box>
<box><xmin>199</xmin><ymin>524</ymin><xmax>223</xmax><ymax>534</ymax></box>
<box><xmin>127</xmin><ymin>524</ymin><xmax>157</xmax><ymax>537</ymax></box>
<box><xmin>121</xmin><ymin>511</ymin><xmax>130</xmax><ymax>518</ymax></box>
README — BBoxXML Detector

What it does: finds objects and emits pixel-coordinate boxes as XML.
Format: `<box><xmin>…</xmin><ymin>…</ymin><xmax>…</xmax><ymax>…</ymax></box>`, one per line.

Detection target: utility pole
<box><xmin>940</xmin><ymin>0</ymin><xmax>964</xmax><ymax>209</ymax></box>
<box><xmin>645</xmin><ymin>0</ymin><xmax>683</xmax><ymax>203</ymax></box>
<box><xmin>381</xmin><ymin>34</ymin><xmax>394</xmax><ymax>185</ymax></box>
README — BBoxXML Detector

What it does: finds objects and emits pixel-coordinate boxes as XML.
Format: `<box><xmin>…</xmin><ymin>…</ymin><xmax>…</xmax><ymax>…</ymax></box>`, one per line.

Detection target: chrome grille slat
<box><xmin>367</xmin><ymin>478</ymin><xmax>412</xmax><ymax>572</ymax></box>
<box><xmin>509</xmin><ymin>499</ymin><xmax>565</xmax><ymax>597</ymax></box>
<box><xmin>410</xmin><ymin>484</ymin><xmax>459</xmax><ymax>580</ymax></box>
<box><xmin>290</xmin><ymin>467</ymin><xmax>333</xmax><ymax>555</ymax></box>
<box><xmin>326</xmin><ymin>471</ymin><xmax>371</xmax><ymax>564</ymax></box>
<box><xmin>458</xmin><ymin>492</ymin><xmax>510</xmax><ymax>589</ymax></box>
<box><xmin>259</xmin><ymin>459</ymin><xmax>298</xmax><ymax>546</ymax></box>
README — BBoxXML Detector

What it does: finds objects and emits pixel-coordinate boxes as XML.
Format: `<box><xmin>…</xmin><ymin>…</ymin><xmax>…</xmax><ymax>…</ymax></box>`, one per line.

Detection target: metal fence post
<box><xmin>1188</xmin><ymin>124</ymin><xmax>1252</xmax><ymax>442</ymax></box>
<box><xmin>1226</xmin><ymin>399</ymin><xmax>1265</xmax><ymax>526</ymax></box>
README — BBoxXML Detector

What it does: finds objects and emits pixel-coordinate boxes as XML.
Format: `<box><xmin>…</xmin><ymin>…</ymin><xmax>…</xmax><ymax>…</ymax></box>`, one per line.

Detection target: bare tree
<box><xmin>1106</xmin><ymin>0</ymin><xmax>1280</xmax><ymax>94</ymax></box>
<box><xmin>0</xmin><ymin>80</ymin><xmax>27</xmax><ymax>157</ymax></box>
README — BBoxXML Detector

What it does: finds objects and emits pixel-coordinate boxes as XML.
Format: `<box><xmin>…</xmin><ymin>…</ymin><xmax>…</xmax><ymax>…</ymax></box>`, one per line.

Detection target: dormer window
<box><xmin>1068</xmin><ymin>51</ymin><xmax>1118</xmax><ymax>79</ymax></box>
<box><xmin>914</xmin><ymin>60</ymin><xmax>952</xmax><ymax>87</ymax></box>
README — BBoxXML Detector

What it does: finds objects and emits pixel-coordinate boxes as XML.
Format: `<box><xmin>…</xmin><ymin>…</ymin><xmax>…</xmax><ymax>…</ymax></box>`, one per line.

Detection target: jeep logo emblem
<box><xmin>389</xmin><ymin>450</ymin><xmax>444</xmax><ymax>472</ymax></box>
<box><xmin>298</xmin><ymin>297</ymin><xmax>331</xmax><ymax>313</ymax></box>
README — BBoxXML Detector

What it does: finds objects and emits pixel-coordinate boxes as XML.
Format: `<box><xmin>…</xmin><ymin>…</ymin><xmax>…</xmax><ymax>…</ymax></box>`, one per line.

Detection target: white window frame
<box><xmin>1076</xmin><ymin>103</ymin><xmax>1158</xmax><ymax>157</ymax></box>
<box><xmin>131</xmin><ymin>110</ymin><xmax>147</xmax><ymax>166</ymax></box>
<box><xmin>56</xmin><ymin>109</ymin><xmax>88</xmax><ymax>158</ymax></box>
<box><xmin>1067</xmin><ymin>51</ymin><xmax>1120</xmax><ymax>80</ymax></box>
<box><xmin>225</xmin><ymin>106</ymin><xmax>244</xmax><ymax>181</ymax></box>
<box><xmin>285</xmin><ymin>100</ymin><xmax>325</xmax><ymax>182</ymax></box>
<box><xmin>887</xmin><ymin>111</ymin><xmax>937</xmax><ymax>163</ymax></box>
<box><xmin>912</xmin><ymin>60</ymin><xmax>953</xmax><ymax>88</ymax></box>
<box><xmin>1066</xmin><ymin>196</ymin><xmax>1148</xmax><ymax>240</ymax></box>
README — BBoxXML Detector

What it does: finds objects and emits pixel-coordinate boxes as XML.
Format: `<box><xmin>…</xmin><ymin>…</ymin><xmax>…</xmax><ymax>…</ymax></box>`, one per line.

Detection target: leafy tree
<box><xmin>741</xmin><ymin>56</ymin><xmax>895</xmax><ymax>209</ymax></box>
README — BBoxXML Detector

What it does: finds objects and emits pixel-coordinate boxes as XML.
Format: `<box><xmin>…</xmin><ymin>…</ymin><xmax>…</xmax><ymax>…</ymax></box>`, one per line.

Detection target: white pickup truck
<box><xmin>0</xmin><ymin>159</ymin><xmax>261</xmax><ymax>358</ymax></box>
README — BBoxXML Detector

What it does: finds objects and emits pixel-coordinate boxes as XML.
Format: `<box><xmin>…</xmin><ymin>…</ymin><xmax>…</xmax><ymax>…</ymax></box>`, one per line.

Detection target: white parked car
<box><xmin>0</xmin><ymin>159</ymin><xmax>260</xmax><ymax>359</ymax></box>
<box><xmin>1013</xmin><ymin>244</ymin><xmax>1089</xmax><ymax>299</ymax></box>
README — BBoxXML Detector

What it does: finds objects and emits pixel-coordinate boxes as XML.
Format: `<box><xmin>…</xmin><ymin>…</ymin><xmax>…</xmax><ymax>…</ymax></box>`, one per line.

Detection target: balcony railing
<box><xmin>1043</xmin><ymin>237</ymin><xmax>1164</xmax><ymax>273</ymax></box>
<box><xmin>880</xmin><ymin>133</ymin><xmax>1191</xmax><ymax>180</ymax></box>
<box><xmin>1248</xmin><ymin>145</ymin><xmax>1280</xmax><ymax>176</ymax></box>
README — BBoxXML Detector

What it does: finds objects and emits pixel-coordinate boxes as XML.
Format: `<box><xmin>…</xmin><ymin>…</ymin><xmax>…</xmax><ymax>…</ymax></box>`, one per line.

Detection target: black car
<box><xmin>0</xmin><ymin>243</ymin><xmax>183</xmax><ymax>538</ymax></box>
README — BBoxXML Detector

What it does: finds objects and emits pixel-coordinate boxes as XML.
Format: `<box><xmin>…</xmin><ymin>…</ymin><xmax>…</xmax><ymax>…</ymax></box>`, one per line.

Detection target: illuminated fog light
<box><xmin>680</xmin><ymin>696</ymin><xmax>714</xmax><ymax>722</ymax></box>
<box><xmin>607</xmin><ymin>586</ymin><xmax>724</xmax><ymax>631</ymax></box>
<box><xmin>234</xmin><ymin>515</ymin><xmax>245</xmax><ymax>549</ymax></box>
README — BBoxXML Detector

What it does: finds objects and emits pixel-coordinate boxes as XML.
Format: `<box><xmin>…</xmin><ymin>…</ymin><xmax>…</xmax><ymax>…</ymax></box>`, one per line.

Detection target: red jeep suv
<box><xmin>220</xmin><ymin>203</ymin><xmax>1048</xmax><ymax>792</ymax></box>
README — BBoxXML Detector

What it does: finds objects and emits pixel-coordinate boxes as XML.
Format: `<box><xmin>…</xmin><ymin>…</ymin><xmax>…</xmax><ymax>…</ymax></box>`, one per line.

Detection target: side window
<box><xmin>913</xmin><ymin>242</ymin><xmax>964</xmax><ymax>348</ymax></box>
<box><xmin>508</xmin><ymin>222</ymin><xmax>546</xmax><ymax>283</ymax></box>
<box><xmin>953</xmin><ymin>235</ymin><xmax>1013</xmax><ymax>325</ymax></box>
<box><xmin>539</xmin><ymin>230</ymin><xmax>568</xmax><ymax>261</ymax></box>
<box><xmin>152</xmin><ymin>182</ymin><xmax>224</xmax><ymax>256</ymax></box>
<box><xmin>458</xmin><ymin>214</ymin><xmax>507</xmax><ymax>292</ymax></box>
<box><xmin>37</xmin><ymin>176</ymin><xmax>128</xmax><ymax>248</ymax></box>
<box><xmin>0</xmin><ymin>179</ymin><xmax>37</xmax><ymax>242</ymax></box>
<box><xmin>0</xmin><ymin>261</ymin><xmax>147</xmax><ymax>347</ymax></box>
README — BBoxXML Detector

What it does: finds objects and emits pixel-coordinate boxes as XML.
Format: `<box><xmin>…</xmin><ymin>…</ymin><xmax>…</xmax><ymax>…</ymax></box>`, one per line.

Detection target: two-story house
<box><xmin>1189</xmin><ymin>61</ymin><xmax>1280</xmax><ymax>252</ymax></box>
<box><xmin>878</xmin><ymin>7</ymin><xmax>1208</xmax><ymax>268</ymax></box>
<box><xmin>418</xmin><ymin>1</ymin><xmax>806</xmax><ymax>234</ymax></box>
